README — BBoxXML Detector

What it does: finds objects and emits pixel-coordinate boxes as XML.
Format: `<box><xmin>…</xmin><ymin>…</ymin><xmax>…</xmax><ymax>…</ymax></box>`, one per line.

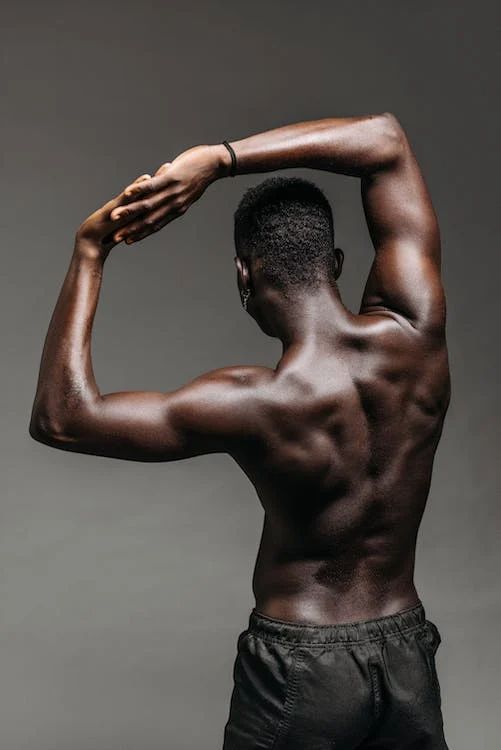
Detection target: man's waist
<box><xmin>252</xmin><ymin>557</ymin><xmax>418</xmax><ymax>626</ymax></box>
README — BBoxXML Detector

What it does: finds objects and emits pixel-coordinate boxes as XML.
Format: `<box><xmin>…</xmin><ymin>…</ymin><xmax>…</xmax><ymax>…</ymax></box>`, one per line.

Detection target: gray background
<box><xmin>2</xmin><ymin>1</ymin><xmax>500</xmax><ymax>748</ymax></box>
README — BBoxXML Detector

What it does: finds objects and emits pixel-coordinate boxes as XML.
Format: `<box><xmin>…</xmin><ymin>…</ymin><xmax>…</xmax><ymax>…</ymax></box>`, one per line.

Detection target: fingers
<box><xmin>123</xmin><ymin>164</ymin><xmax>171</xmax><ymax>199</ymax></box>
<box><xmin>97</xmin><ymin>167</ymin><xmax>179</xmax><ymax>245</ymax></box>
<box><xmin>123</xmin><ymin>176</ymin><xmax>157</xmax><ymax>197</ymax></box>
<box><xmin>125</xmin><ymin>211</ymin><xmax>182</xmax><ymax>244</ymax></box>
<box><xmin>110</xmin><ymin>188</ymin><xmax>172</xmax><ymax>224</ymax></box>
<box><xmin>110</xmin><ymin>166</ymin><xmax>174</xmax><ymax>226</ymax></box>
<box><xmin>117</xmin><ymin>172</ymin><xmax>151</xmax><ymax>203</ymax></box>
<box><xmin>115</xmin><ymin>202</ymin><xmax>184</xmax><ymax>244</ymax></box>
<box><xmin>102</xmin><ymin>173</ymin><xmax>152</xmax><ymax>217</ymax></box>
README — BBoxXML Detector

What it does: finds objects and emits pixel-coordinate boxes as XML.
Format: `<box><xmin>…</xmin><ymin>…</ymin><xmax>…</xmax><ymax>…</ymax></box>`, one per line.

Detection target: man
<box><xmin>29</xmin><ymin>113</ymin><xmax>451</xmax><ymax>749</ymax></box>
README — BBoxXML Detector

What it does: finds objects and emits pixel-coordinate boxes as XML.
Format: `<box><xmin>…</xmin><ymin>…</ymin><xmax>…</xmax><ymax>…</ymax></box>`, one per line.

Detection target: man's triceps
<box><xmin>359</xmin><ymin>131</ymin><xmax>444</xmax><ymax>334</ymax></box>
<box><xmin>49</xmin><ymin>367</ymin><xmax>266</xmax><ymax>462</ymax></box>
<box><xmin>359</xmin><ymin>241</ymin><xmax>445</xmax><ymax>333</ymax></box>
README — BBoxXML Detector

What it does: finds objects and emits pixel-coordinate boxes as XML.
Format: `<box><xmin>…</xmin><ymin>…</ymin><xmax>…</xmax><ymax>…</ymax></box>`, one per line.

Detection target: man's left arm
<box><xmin>29</xmin><ymin>182</ymin><xmax>267</xmax><ymax>462</ymax></box>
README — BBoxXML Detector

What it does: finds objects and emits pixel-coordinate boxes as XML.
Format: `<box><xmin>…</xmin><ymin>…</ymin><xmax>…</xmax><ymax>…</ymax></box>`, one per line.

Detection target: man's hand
<box><xmin>108</xmin><ymin>144</ymin><xmax>230</xmax><ymax>245</ymax></box>
<box><xmin>75</xmin><ymin>173</ymin><xmax>153</xmax><ymax>259</ymax></box>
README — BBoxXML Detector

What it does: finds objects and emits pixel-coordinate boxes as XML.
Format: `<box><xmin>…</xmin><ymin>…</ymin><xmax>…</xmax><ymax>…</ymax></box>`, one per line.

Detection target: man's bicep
<box><xmin>359</xmin><ymin>124</ymin><xmax>445</xmax><ymax>334</ymax></box>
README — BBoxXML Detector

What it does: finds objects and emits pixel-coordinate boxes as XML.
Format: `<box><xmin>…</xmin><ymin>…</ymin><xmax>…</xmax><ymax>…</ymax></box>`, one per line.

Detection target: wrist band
<box><xmin>222</xmin><ymin>140</ymin><xmax>237</xmax><ymax>177</ymax></box>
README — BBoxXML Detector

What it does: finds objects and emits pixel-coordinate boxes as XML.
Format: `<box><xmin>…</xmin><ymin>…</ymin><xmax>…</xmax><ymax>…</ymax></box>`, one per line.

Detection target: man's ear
<box><xmin>334</xmin><ymin>248</ymin><xmax>344</xmax><ymax>280</ymax></box>
<box><xmin>235</xmin><ymin>256</ymin><xmax>251</xmax><ymax>291</ymax></box>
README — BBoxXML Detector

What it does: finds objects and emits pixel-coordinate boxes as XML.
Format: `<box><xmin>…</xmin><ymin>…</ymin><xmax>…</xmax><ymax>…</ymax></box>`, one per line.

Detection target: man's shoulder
<box><xmin>349</xmin><ymin>311</ymin><xmax>450</xmax><ymax>404</ymax></box>
<box><xmin>200</xmin><ymin>365</ymin><xmax>275</xmax><ymax>389</ymax></box>
<box><xmin>351</xmin><ymin>309</ymin><xmax>447</xmax><ymax>354</ymax></box>
<box><xmin>166</xmin><ymin>366</ymin><xmax>276</xmax><ymax>445</ymax></box>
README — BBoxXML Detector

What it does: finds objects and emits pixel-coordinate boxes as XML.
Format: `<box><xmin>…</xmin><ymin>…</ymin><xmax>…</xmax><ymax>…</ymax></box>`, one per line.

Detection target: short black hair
<box><xmin>234</xmin><ymin>176</ymin><xmax>335</xmax><ymax>289</ymax></box>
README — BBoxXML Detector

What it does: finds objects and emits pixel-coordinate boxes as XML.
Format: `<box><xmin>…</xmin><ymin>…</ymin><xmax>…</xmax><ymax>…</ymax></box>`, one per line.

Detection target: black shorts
<box><xmin>223</xmin><ymin>602</ymin><xmax>448</xmax><ymax>749</ymax></box>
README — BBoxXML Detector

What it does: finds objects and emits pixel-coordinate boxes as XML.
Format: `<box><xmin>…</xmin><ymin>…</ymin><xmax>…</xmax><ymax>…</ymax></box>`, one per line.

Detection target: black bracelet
<box><xmin>222</xmin><ymin>140</ymin><xmax>237</xmax><ymax>177</ymax></box>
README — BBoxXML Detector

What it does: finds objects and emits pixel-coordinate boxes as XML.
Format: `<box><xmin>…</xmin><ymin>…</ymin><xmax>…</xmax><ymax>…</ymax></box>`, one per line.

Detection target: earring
<box><xmin>241</xmin><ymin>289</ymin><xmax>251</xmax><ymax>311</ymax></box>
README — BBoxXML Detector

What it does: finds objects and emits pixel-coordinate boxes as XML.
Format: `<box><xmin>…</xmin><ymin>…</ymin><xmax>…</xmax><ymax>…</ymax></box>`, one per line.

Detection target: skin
<box><xmin>29</xmin><ymin>113</ymin><xmax>450</xmax><ymax>625</ymax></box>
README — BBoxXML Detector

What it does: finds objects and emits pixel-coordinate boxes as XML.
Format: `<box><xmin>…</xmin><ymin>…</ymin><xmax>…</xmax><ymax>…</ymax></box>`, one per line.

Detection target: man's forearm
<box><xmin>105</xmin><ymin>113</ymin><xmax>407</xmax><ymax>246</ymax></box>
<box><xmin>29</xmin><ymin>241</ymin><xmax>103</xmax><ymax>442</ymax></box>
<box><xmin>222</xmin><ymin>113</ymin><xmax>405</xmax><ymax>179</ymax></box>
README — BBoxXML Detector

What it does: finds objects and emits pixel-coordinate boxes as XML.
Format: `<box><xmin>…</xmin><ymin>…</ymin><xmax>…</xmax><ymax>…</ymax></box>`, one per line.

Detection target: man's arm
<box><xmin>114</xmin><ymin>113</ymin><xmax>444</xmax><ymax>335</ymax></box>
<box><xmin>357</xmin><ymin>117</ymin><xmax>444</xmax><ymax>335</ymax></box>
<box><xmin>227</xmin><ymin>113</ymin><xmax>444</xmax><ymax>335</ymax></box>
<box><xmin>29</xmin><ymin>182</ymin><xmax>269</xmax><ymax>461</ymax></box>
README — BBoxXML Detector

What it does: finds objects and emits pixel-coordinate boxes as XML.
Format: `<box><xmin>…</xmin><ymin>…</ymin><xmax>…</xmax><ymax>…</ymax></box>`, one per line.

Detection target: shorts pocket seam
<box><xmin>271</xmin><ymin>648</ymin><xmax>306</xmax><ymax>750</ymax></box>
<box><xmin>428</xmin><ymin>652</ymin><xmax>442</xmax><ymax>706</ymax></box>
<box><xmin>417</xmin><ymin>624</ymin><xmax>442</xmax><ymax>706</ymax></box>
<box><xmin>368</xmin><ymin>661</ymin><xmax>382</xmax><ymax>723</ymax></box>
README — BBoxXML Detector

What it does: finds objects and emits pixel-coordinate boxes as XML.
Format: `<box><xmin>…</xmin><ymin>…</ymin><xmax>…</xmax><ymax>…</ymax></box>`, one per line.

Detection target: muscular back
<box><xmin>232</xmin><ymin>314</ymin><xmax>450</xmax><ymax>622</ymax></box>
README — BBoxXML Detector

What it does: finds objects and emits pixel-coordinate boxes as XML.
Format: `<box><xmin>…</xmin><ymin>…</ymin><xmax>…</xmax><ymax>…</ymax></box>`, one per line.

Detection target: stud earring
<box><xmin>241</xmin><ymin>289</ymin><xmax>251</xmax><ymax>311</ymax></box>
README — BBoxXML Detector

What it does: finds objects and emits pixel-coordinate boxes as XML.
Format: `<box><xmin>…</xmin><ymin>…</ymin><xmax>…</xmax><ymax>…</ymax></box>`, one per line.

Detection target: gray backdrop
<box><xmin>2</xmin><ymin>2</ymin><xmax>500</xmax><ymax>748</ymax></box>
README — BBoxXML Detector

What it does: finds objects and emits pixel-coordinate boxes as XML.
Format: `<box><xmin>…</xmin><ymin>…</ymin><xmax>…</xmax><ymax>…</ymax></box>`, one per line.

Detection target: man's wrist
<box><xmin>73</xmin><ymin>236</ymin><xmax>108</xmax><ymax>264</ymax></box>
<box><xmin>208</xmin><ymin>143</ymin><xmax>233</xmax><ymax>180</ymax></box>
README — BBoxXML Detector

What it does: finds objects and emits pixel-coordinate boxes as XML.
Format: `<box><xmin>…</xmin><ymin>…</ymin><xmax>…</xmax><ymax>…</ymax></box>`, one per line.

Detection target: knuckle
<box><xmin>171</xmin><ymin>196</ymin><xmax>184</xmax><ymax>210</ymax></box>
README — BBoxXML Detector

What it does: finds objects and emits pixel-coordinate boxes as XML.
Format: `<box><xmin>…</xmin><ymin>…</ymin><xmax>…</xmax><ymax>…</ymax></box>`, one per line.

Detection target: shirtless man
<box><xmin>29</xmin><ymin>113</ymin><xmax>451</xmax><ymax>749</ymax></box>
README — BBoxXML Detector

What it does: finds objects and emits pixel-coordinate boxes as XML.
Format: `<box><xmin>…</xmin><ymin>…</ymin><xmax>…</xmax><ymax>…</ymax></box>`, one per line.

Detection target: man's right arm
<box><xmin>111</xmin><ymin>113</ymin><xmax>445</xmax><ymax>336</ymax></box>
<box><xmin>357</xmin><ymin>116</ymin><xmax>444</xmax><ymax>336</ymax></box>
<box><xmin>221</xmin><ymin>113</ymin><xmax>445</xmax><ymax>337</ymax></box>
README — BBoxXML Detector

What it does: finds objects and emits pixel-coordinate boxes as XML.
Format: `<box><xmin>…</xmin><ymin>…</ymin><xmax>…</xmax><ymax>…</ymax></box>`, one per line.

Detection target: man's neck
<box><xmin>263</xmin><ymin>283</ymin><xmax>352</xmax><ymax>354</ymax></box>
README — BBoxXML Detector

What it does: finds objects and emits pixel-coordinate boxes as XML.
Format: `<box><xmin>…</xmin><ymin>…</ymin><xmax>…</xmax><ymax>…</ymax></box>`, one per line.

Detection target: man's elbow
<box><xmin>377</xmin><ymin>112</ymin><xmax>408</xmax><ymax>162</ymax></box>
<box><xmin>29</xmin><ymin>411</ymin><xmax>78</xmax><ymax>448</ymax></box>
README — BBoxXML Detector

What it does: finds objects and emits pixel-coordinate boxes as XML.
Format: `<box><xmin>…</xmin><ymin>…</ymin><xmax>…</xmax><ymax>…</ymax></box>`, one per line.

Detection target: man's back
<box><xmin>233</xmin><ymin>311</ymin><xmax>450</xmax><ymax>623</ymax></box>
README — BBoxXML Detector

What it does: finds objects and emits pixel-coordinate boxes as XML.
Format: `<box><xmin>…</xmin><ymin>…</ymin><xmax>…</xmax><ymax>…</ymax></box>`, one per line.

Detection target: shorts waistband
<box><xmin>248</xmin><ymin>602</ymin><xmax>426</xmax><ymax>645</ymax></box>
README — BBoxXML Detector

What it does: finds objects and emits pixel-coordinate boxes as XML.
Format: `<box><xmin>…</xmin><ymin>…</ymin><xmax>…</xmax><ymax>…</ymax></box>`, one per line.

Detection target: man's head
<box><xmin>234</xmin><ymin>177</ymin><xmax>344</xmax><ymax>329</ymax></box>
